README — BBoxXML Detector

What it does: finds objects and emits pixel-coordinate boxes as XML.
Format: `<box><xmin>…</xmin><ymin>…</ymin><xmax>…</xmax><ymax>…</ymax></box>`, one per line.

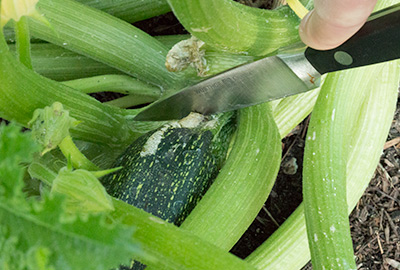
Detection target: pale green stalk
<box><xmin>28</xmin><ymin>0</ymin><xmax>185</xmax><ymax>89</ymax></box>
<box><xmin>302</xmin><ymin>72</ymin><xmax>359</xmax><ymax>270</ymax></box>
<box><xmin>58</xmin><ymin>136</ymin><xmax>100</xmax><ymax>171</ymax></box>
<box><xmin>246</xmin><ymin>60</ymin><xmax>400</xmax><ymax>269</ymax></box>
<box><xmin>166</xmin><ymin>0</ymin><xmax>300</xmax><ymax>56</ymax></box>
<box><xmin>271</xmin><ymin>88</ymin><xmax>320</xmax><ymax>138</ymax></box>
<box><xmin>0</xmin><ymin>29</ymin><xmax>136</xmax><ymax>148</ymax></box>
<box><xmin>8</xmin><ymin>43</ymin><xmax>123</xmax><ymax>81</ymax></box>
<box><xmin>112</xmin><ymin>199</ymin><xmax>257</xmax><ymax>270</ymax></box>
<box><xmin>76</xmin><ymin>0</ymin><xmax>170</xmax><ymax>23</ymax></box>
<box><xmin>14</xmin><ymin>16</ymin><xmax>32</xmax><ymax>69</ymax></box>
<box><xmin>104</xmin><ymin>95</ymin><xmax>158</xmax><ymax>108</ymax></box>
<box><xmin>62</xmin><ymin>75</ymin><xmax>161</xmax><ymax>97</ymax></box>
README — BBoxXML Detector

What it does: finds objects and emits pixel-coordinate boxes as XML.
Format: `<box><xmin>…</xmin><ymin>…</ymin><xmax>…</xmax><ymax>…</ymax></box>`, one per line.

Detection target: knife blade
<box><xmin>134</xmin><ymin>3</ymin><xmax>400</xmax><ymax>121</ymax></box>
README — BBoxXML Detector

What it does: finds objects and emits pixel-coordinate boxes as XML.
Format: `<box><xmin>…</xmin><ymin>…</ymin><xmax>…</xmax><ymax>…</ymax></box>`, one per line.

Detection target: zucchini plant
<box><xmin>0</xmin><ymin>0</ymin><xmax>399</xmax><ymax>269</ymax></box>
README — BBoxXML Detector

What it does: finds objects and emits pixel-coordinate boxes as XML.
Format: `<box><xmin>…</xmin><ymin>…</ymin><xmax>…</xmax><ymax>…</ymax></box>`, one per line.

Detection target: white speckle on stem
<box><xmin>149</xmin><ymin>216</ymin><xmax>166</xmax><ymax>224</ymax></box>
<box><xmin>314</xmin><ymin>233</ymin><xmax>318</xmax><ymax>242</ymax></box>
<box><xmin>331</xmin><ymin>109</ymin><xmax>336</xmax><ymax>121</ymax></box>
<box><xmin>330</xmin><ymin>225</ymin><xmax>336</xmax><ymax>233</ymax></box>
<box><xmin>191</xmin><ymin>26</ymin><xmax>212</xmax><ymax>33</ymax></box>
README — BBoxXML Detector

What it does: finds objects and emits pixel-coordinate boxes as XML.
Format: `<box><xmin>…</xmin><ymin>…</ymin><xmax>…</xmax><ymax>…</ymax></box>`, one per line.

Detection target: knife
<box><xmin>134</xmin><ymin>3</ymin><xmax>400</xmax><ymax>121</ymax></box>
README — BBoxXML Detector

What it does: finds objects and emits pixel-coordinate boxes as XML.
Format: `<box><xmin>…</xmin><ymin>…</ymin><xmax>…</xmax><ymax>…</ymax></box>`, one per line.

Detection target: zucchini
<box><xmin>102</xmin><ymin>112</ymin><xmax>236</xmax><ymax>226</ymax></box>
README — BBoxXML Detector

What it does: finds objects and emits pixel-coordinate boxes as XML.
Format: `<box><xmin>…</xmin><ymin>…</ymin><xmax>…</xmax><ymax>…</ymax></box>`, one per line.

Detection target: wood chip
<box><xmin>384</xmin><ymin>137</ymin><xmax>400</xmax><ymax>149</ymax></box>
<box><xmin>385</xmin><ymin>258</ymin><xmax>400</xmax><ymax>269</ymax></box>
<box><xmin>385</xmin><ymin>224</ymin><xmax>390</xmax><ymax>243</ymax></box>
<box><xmin>376</xmin><ymin>231</ymin><xmax>384</xmax><ymax>254</ymax></box>
<box><xmin>384</xmin><ymin>210</ymin><xmax>399</xmax><ymax>238</ymax></box>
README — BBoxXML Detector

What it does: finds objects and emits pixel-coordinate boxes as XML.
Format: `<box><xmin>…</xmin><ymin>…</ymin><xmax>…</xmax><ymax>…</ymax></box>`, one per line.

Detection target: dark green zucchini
<box><xmin>102</xmin><ymin>112</ymin><xmax>236</xmax><ymax>226</ymax></box>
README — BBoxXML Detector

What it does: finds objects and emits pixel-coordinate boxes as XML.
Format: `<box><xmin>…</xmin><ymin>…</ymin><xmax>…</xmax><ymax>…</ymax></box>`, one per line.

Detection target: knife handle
<box><xmin>304</xmin><ymin>3</ymin><xmax>400</xmax><ymax>74</ymax></box>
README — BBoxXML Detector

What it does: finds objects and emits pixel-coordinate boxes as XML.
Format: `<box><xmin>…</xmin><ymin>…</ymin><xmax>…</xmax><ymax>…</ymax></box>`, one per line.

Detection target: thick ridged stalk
<box><xmin>166</xmin><ymin>0</ymin><xmax>300</xmax><ymax>56</ymax></box>
<box><xmin>8</xmin><ymin>43</ymin><xmax>122</xmax><ymax>81</ymax></box>
<box><xmin>76</xmin><ymin>0</ymin><xmax>170</xmax><ymax>23</ymax></box>
<box><xmin>246</xmin><ymin>61</ymin><xmax>400</xmax><ymax>269</ymax></box>
<box><xmin>271</xmin><ymin>88</ymin><xmax>320</xmax><ymax>138</ymax></box>
<box><xmin>112</xmin><ymin>200</ymin><xmax>257</xmax><ymax>270</ymax></box>
<box><xmin>0</xmin><ymin>30</ymin><xmax>135</xmax><ymax>148</ymax></box>
<box><xmin>8</xmin><ymin>37</ymin><xmax>256</xmax><ymax>83</ymax></box>
<box><xmin>302</xmin><ymin>72</ymin><xmax>358</xmax><ymax>269</ymax></box>
<box><xmin>14</xmin><ymin>16</ymin><xmax>32</xmax><ymax>69</ymax></box>
<box><xmin>28</xmin><ymin>0</ymin><xmax>184</xmax><ymax>89</ymax></box>
<box><xmin>62</xmin><ymin>75</ymin><xmax>161</xmax><ymax>96</ymax></box>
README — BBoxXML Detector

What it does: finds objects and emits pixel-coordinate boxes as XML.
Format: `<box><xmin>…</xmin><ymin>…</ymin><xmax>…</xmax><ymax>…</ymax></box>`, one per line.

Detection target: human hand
<box><xmin>299</xmin><ymin>0</ymin><xmax>377</xmax><ymax>50</ymax></box>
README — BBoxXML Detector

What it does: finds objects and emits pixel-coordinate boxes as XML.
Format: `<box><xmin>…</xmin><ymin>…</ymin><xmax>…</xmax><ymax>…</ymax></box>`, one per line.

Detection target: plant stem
<box><xmin>8</xmin><ymin>43</ymin><xmax>123</xmax><ymax>81</ymax></box>
<box><xmin>76</xmin><ymin>0</ymin><xmax>171</xmax><ymax>23</ymax></box>
<box><xmin>14</xmin><ymin>16</ymin><xmax>33</xmax><ymax>69</ymax></box>
<box><xmin>287</xmin><ymin>0</ymin><xmax>309</xmax><ymax>19</ymax></box>
<box><xmin>111</xmin><ymin>199</ymin><xmax>257</xmax><ymax>270</ymax></box>
<box><xmin>104</xmin><ymin>95</ymin><xmax>157</xmax><ymax>108</ymax></box>
<box><xmin>245</xmin><ymin>61</ymin><xmax>400</xmax><ymax>270</ymax></box>
<box><xmin>0</xmin><ymin>29</ymin><xmax>137</xmax><ymax>147</ymax></box>
<box><xmin>58</xmin><ymin>136</ymin><xmax>100</xmax><ymax>171</ymax></box>
<box><xmin>303</xmin><ymin>72</ymin><xmax>357</xmax><ymax>270</ymax></box>
<box><xmin>62</xmin><ymin>75</ymin><xmax>161</xmax><ymax>97</ymax></box>
<box><xmin>166</xmin><ymin>0</ymin><xmax>300</xmax><ymax>56</ymax></box>
<box><xmin>29</xmin><ymin>0</ymin><xmax>187</xmax><ymax>89</ymax></box>
<box><xmin>271</xmin><ymin>88</ymin><xmax>320</xmax><ymax>138</ymax></box>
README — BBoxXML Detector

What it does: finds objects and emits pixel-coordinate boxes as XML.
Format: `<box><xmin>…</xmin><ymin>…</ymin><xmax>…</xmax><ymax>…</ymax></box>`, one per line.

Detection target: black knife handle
<box><xmin>304</xmin><ymin>4</ymin><xmax>400</xmax><ymax>74</ymax></box>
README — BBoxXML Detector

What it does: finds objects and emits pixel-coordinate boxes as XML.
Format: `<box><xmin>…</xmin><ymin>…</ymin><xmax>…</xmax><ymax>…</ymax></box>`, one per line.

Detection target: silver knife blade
<box><xmin>134</xmin><ymin>43</ymin><xmax>321</xmax><ymax>121</ymax></box>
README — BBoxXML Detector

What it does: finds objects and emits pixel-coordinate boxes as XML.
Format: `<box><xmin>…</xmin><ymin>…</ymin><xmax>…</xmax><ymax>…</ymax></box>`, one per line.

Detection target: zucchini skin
<box><xmin>102</xmin><ymin>113</ymin><xmax>236</xmax><ymax>225</ymax></box>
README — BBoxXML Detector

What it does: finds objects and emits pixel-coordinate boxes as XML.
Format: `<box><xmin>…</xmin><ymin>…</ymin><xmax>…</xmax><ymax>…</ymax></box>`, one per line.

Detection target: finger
<box><xmin>299</xmin><ymin>0</ymin><xmax>377</xmax><ymax>50</ymax></box>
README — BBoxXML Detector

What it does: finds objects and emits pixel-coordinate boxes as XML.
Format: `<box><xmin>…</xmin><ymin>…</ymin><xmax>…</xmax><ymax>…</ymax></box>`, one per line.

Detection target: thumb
<box><xmin>299</xmin><ymin>0</ymin><xmax>377</xmax><ymax>50</ymax></box>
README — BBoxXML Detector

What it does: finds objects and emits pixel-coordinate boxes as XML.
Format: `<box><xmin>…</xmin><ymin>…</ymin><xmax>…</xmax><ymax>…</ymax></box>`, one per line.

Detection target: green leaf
<box><xmin>0</xmin><ymin>123</ymin><xmax>39</xmax><ymax>201</ymax></box>
<box><xmin>0</xmin><ymin>123</ymin><xmax>141</xmax><ymax>270</ymax></box>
